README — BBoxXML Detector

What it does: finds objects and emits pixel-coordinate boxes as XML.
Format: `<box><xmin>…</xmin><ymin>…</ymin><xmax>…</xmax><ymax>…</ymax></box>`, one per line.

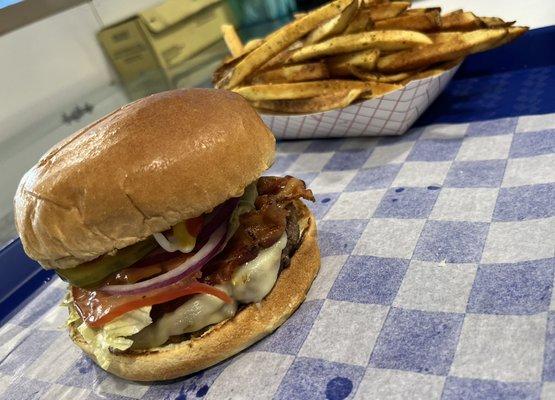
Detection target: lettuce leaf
<box><xmin>77</xmin><ymin>306</ymin><xmax>152</xmax><ymax>369</ymax></box>
<box><xmin>61</xmin><ymin>291</ymin><xmax>81</xmax><ymax>327</ymax></box>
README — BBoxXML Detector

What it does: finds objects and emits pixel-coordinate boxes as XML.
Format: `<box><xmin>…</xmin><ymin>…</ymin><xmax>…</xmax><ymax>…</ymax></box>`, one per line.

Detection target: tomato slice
<box><xmin>72</xmin><ymin>279</ymin><xmax>233</xmax><ymax>329</ymax></box>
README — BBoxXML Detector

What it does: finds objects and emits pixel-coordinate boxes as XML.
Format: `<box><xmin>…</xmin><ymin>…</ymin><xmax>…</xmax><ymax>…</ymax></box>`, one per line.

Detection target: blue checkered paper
<box><xmin>0</xmin><ymin>111</ymin><xmax>553</xmax><ymax>399</ymax></box>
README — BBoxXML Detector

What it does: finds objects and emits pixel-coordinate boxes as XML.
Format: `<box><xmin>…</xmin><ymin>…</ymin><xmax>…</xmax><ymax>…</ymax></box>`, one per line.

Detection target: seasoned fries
<box><xmin>343</xmin><ymin>9</ymin><xmax>372</xmax><ymax>34</ymax></box>
<box><xmin>327</xmin><ymin>48</ymin><xmax>380</xmax><ymax>75</ymax></box>
<box><xmin>287</xmin><ymin>31</ymin><xmax>432</xmax><ymax>63</ymax></box>
<box><xmin>377</xmin><ymin>29</ymin><xmax>508</xmax><ymax>72</ymax></box>
<box><xmin>214</xmin><ymin>0</ymin><xmax>527</xmax><ymax>115</ymax></box>
<box><xmin>251</xmin><ymin>63</ymin><xmax>329</xmax><ymax>84</ymax></box>
<box><xmin>374</xmin><ymin>10</ymin><xmax>441</xmax><ymax>31</ymax></box>
<box><xmin>441</xmin><ymin>10</ymin><xmax>483</xmax><ymax>31</ymax></box>
<box><xmin>221</xmin><ymin>24</ymin><xmax>243</xmax><ymax>58</ymax></box>
<box><xmin>367</xmin><ymin>2</ymin><xmax>410</xmax><ymax>21</ymax></box>
<box><xmin>405</xmin><ymin>7</ymin><xmax>441</xmax><ymax>15</ymax></box>
<box><xmin>480</xmin><ymin>16</ymin><xmax>510</xmax><ymax>28</ymax></box>
<box><xmin>252</xmin><ymin>89</ymin><xmax>363</xmax><ymax>114</ymax></box>
<box><xmin>243</xmin><ymin>38</ymin><xmax>264</xmax><ymax>53</ymax></box>
<box><xmin>351</xmin><ymin>70</ymin><xmax>413</xmax><ymax>82</ymax></box>
<box><xmin>219</xmin><ymin>0</ymin><xmax>354</xmax><ymax>88</ymax></box>
<box><xmin>234</xmin><ymin>80</ymin><xmax>374</xmax><ymax>101</ymax></box>
<box><xmin>306</xmin><ymin>0</ymin><xmax>359</xmax><ymax>44</ymax></box>
<box><xmin>359</xmin><ymin>82</ymin><xmax>404</xmax><ymax>98</ymax></box>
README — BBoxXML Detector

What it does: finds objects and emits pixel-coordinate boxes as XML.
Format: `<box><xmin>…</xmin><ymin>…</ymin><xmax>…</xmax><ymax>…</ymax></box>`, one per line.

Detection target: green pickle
<box><xmin>56</xmin><ymin>238</ymin><xmax>158</xmax><ymax>288</ymax></box>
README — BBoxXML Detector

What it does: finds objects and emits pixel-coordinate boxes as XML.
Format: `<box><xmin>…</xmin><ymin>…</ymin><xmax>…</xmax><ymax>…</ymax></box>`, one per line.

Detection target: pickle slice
<box><xmin>56</xmin><ymin>238</ymin><xmax>158</xmax><ymax>288</ymax></box>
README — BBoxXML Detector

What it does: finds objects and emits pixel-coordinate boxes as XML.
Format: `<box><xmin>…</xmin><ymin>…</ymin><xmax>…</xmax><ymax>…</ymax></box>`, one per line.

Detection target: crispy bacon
<box><xmin>203</xmin><ymin>176</ymin><xmax>313</xmax><ymax>284</ymax></box>
<box><xmin>202</xmin><ymin>202</ymin><xmax>287</xmax><ymax>283</ymax></box>
<box><xmin>255</xmin><ymin>176</ymin><xmax>315</xmax><ymax>209</ymax></box>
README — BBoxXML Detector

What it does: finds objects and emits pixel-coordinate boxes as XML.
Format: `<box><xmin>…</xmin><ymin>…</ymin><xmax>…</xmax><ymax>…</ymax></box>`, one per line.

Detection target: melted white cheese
<box><xmin>231</xmin><ymin>233</ymin><xmax>287</xmax><ymax>303</ymax></box>
<box><xmin>131</xmin><ymin>233</ymin><xmax>287</xmax><ymax>349</ymax></box>
<box><xmin>131</xmin><ymin>285</ymin><xmax>237</xmax><ymax>349</ymax></box>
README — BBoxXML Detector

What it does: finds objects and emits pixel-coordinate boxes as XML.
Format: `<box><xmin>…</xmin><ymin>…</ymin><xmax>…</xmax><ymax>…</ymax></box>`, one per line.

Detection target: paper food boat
<box><xmin>259</xmin><ymin>64</ymin><xmax>459</xmax><ymax>139</ymax></box>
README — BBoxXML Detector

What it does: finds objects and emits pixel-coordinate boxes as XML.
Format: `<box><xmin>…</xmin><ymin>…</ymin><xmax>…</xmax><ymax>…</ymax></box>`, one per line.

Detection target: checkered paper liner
<box><xmin>260</xmin><ymin>65</ymin><xmax>459</xmax><ymax>140</ymax></box>
<box><xmin>1</xmin><ymin>111</ymin><xmax>554</xmax><ymax>400</ymax></box>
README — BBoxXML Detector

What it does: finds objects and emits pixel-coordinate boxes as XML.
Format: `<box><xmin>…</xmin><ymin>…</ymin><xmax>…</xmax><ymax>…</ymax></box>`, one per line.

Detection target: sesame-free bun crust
<box><xmin>69</xmin><ymin>208</ymin><xmax>319</xmax><ymax>382</ymax></box>
<box><xmin>14</xmin><ymin>89</ymin><xmax>275</xmax><ymax>269</ymax></box>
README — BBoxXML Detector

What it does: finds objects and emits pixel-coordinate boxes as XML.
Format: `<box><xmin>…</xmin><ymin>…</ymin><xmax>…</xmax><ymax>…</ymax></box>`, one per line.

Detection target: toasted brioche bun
<box><xmin>69</xmin><ymin>208</ymin><xmax>319</xmax><ymax>381</ymax></box>
<box><xmin>14</xmin><ymin>89</ymin><xmax>275</xmax><ymax>270</ymax></box>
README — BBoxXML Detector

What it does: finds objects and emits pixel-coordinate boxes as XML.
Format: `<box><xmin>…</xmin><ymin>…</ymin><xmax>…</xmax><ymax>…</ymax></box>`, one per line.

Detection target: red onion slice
<box><xmin>99</xmin><ymin>222</ymin><xmax>228</xmax><ymax>296</ymax></box>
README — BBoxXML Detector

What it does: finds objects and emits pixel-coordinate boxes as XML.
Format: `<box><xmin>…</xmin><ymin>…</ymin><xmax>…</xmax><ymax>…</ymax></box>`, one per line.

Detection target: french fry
<box><xmin>405</xmin><ymin>7</ymin><xmax>441</xmax><ymax>15</ymax></box>
<box><xmin>374</xmin><ymin>10</ymin><xmax>442</xmax><ymax>31</ymax></box>
<box><xmin>377</xmin><ymin>28</ymin><xmax>508</xmax><ymax>72</ymax></box>
<box><xmin>250</xmin><ymin>62</ymin><xmax>329</xmax><ymax>84</ymax></box>
<box><xmin>375</xmin><ymin>71</ymin><xmax>415</xmax><ymax>82</ymax></box>
<box><xmin>306</xmin><ymin>0</ymin><xmax>359</xmax><ymax>44</ymax></box>
<box><xmin>347</xmin><ymin>65</ymin><xmax>384</xmax><ymax>80</ymax></box>
<box><xmin>221</xmin><ymin>24</ymin><xmax>243</xmax><ymax>57</ymax></box>
<box><xmin>327</xmin><ymin>48</ymin><xmax>380</xmax><ymax>75</ymax></box>
<box><xmin>351</xmin><ymin>70</ymin><xmax>414</xmax><ymax>82</ymax></box>
<box><xmin>400</xmin><ymin>68</ymin><xmax>442</xmax><ymax>84</ymax></box>
<box><xmin>487</xmin><ymin>26</ymin><xmax>528</xmax><ymax>49</ymax></box>
<box><xmin>440</xmin><ymin>57</ymin><xmax>465</xmax><ymax>70</ymax></box>
<box><xmin>293</xmin><ymin>12</ymin><xmax>307</xmax><ymax>20</ymax></box>
<box><xmin>362</xmin><ymin>0</ymin><xmax>410</xmax><ymax>7</ymax></box>
<box><xmin>399</xmin><ymin>58</ymin><xmax>462</xmax><ymax>84</ymax></box>
<box><xmin>243</xmin><ymin>38</ymin><xmax>264</xmax><ymax>53</ymax></box>
<box><xmin>480</xmin><ymin>16</ymin><xmax>515</xmax><ymax>28</ymax></box>
<box><xmin>233</xmin><ymin>80</ymin><xmax>374</xmax><ymax>101</ymax></box>
<box><xmin>253</xmin><ymin>89</ymin><xmax>363</xmax><ymax>114</ymax></box>
<box><xmin>213</xmin><ymin>52</ymin><xmax>248</xmax><ymax>86</ymax></box>
<box><xmin>213</xmin><ymin>37</ymin><xmax>264</xmax><ymax>85</ymax></box>
<box><xmin>343</xmin><ymin>9</ymin><xmax>372</xmax><ymax>34</ymax></box>
<box><xmin>287</xmin><ymin>30</ymin><xmax>432</xmax><ymax>63</ymax></box>
<box><xmin>359</xmin><ymin>82</ymin><xmax>404</xmax><ymax>98</ymax></box>
<box><xmin>368</xmin><ymin>1</ymin><xmax>410</xmax><ymax>20</ymax></box>
<box><xmin>220</xmin><ymin>0</ymin><xmax>354</xmax><ymax>88</ymax></box>
<box><xmin>441</xmin><ymin>10</ymin><xmax>484</xmax><ymax>30</ymax></box>
<box><xmin>329</xmin><ymin>48</ymin><xmax>380</xmax><ymax>68</ymax></box>
<box><xmin>428</xmin><ymin>31</ymin><xmax>463</xmax><ymax>44</ymax></box>
<box><xmin>260</xmin><ymin>41</ymin><xmax>304</xmax><ymax>70</ymax></box>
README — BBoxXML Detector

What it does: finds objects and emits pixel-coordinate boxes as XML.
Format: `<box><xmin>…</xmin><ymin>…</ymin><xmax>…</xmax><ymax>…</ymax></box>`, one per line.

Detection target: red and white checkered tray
<box><xmin>260</xmin><ymin>64</ymin><xmax>459</xmax><ymax>139</ymax></box>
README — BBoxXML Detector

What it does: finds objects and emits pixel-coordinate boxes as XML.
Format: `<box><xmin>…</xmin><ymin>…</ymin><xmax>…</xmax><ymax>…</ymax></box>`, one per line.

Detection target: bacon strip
<box><xmin>256</xmin><ymin>175</ymin><xmax>315</xmax><ymax>208</ymax></box>
<box><xmin>203</xmin><ymin>176</ymin><xmax>313</xmax><ymax>283</ymax></box>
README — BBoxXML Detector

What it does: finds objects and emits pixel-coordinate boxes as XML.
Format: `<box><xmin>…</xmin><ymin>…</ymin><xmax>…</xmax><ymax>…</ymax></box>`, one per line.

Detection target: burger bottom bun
<box><xmin>69</xmin><ymin>207</ymin><xmax>320</xmax><ymax>381</ymax></box>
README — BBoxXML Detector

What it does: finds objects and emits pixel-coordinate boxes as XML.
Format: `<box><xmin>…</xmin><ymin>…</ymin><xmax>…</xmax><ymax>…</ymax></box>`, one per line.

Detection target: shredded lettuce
<box><xmin>77</xmin><ymin>306</ymin><xmax>153</xmax><ymax>369</ymax></box>
<box><xmin>229</xmin><ymin>182</ymin><xmax>257</xmax><ymax>235</ymax></box>
<box><xmin>60</xmin><ymin>291</ymin><xmax>81</xmax><ymax>327</ymax></box>
<box><xmin>66</xmin><ymin>304</ymin><xmax>81</xmax><ymax>327</ymax></box>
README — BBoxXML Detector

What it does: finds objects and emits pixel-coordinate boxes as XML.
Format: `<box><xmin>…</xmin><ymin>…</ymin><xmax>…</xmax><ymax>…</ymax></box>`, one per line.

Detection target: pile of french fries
<box><xmin>214</xmin><ymin>0</ymin><xmax>527</xmax><ymax>114</ymax></box>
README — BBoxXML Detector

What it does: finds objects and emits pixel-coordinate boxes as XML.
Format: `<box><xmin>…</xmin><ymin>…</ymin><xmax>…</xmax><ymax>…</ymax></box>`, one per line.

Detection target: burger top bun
<box><xmin>14</xmin><ymin>89</ymin><xmax>275</xmax><ymax>269</ymax></box>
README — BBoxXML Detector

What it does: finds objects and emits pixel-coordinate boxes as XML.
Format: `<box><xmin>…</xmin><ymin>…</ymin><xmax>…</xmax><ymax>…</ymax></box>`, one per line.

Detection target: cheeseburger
<box><xmin>14</xmin><ymin>89</ymin><xmax>319</xmax><ymax>381</ymax></box>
